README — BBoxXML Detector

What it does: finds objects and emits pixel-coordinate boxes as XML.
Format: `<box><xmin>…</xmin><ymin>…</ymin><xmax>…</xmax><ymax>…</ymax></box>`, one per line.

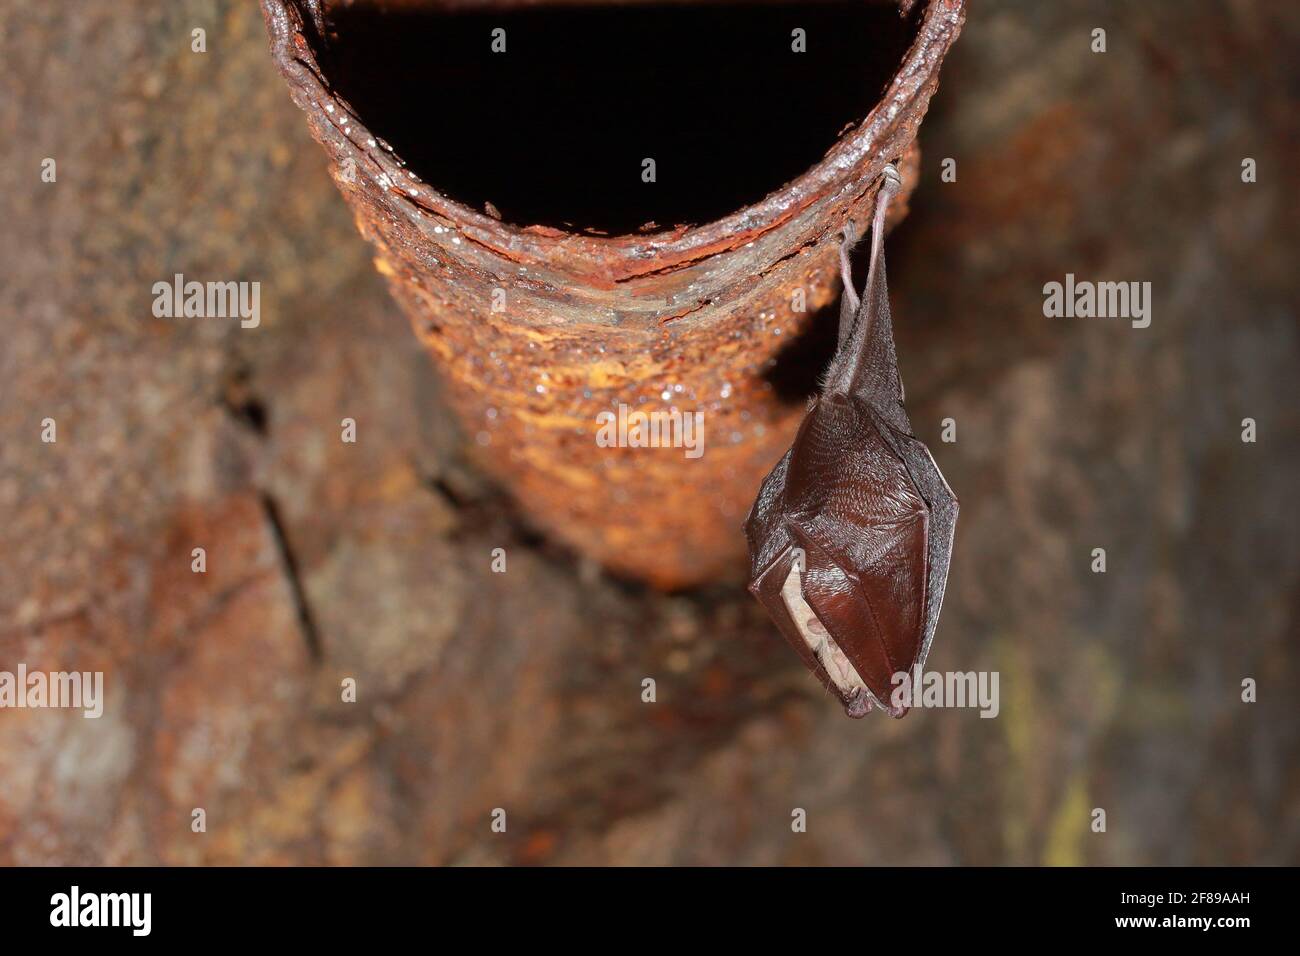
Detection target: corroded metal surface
<box><xmin>261</xmin><ymin>0</ymin><xmax>966</xmax><ymax>587</ymax></box>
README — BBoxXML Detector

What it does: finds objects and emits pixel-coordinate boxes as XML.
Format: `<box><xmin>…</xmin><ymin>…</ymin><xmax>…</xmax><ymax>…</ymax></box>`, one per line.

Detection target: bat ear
<box><xmin>845</xmin><ymin>690</ymin><xmax>873</xmax><ymax>718</ymax></box>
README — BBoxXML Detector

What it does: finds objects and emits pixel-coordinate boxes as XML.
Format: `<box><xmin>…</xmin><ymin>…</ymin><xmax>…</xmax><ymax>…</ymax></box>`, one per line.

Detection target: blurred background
<box><xmin>1</xmin><ymin>0</ymin><xmax>1296</xmax><ymax>865</ymax></box>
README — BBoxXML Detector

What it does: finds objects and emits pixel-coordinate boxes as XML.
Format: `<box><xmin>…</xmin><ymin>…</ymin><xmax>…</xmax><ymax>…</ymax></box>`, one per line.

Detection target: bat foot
<box><xmin>880</xmin><ymin>162</ymin><xmax>901</xmax><ymax>200</ymax></box>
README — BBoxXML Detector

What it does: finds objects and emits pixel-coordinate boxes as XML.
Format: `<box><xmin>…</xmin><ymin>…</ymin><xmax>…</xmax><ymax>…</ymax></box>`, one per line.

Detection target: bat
<box><xmin>744</xmin><ymin>163</ymin><xmax>958</xmax><ymax>718</ymax></box>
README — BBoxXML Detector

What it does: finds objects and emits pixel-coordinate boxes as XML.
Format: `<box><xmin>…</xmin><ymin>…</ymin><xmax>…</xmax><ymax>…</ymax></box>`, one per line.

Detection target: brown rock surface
<box><xmin>1</xmin><ymin>0</ymin><xmax>1296</xmax><ymax>865</ymax></box>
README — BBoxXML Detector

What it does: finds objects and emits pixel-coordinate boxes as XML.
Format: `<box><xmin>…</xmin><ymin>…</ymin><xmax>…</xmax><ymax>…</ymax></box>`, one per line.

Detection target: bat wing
<box><xmin>744</xmin><ymin>447</ymin><xmax>794</xmax><ymax>579</ymax></box>
<box><xmin>776</xmin><ymin>397</ymin><xmax>931</xmax><ymax>714</ymax></box>
<box><xmin>870</xmin><ymin>410</ymin><xmax>959</xmax><ymax>679</ymax></box>
<box><xmin>787</xmin><ymin>492</ymin><xmax>928</xmax><ymax>715</ymax></box>
<box><xmin>746</xmin><ymin>444</ymin><xmax>874</xmax><ymax>714</ymax></box>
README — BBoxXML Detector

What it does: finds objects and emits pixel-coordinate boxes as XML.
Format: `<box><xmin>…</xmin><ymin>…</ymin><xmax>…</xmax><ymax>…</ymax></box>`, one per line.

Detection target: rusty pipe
<box><xmin>261</xmin><ymin>0</ymin><xmax>965</xmax><ymax>588</ymax></box>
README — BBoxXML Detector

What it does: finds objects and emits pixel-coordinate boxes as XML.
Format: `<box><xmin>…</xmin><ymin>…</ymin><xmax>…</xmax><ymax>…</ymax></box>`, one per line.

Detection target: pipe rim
<box><xmin>262</xmin><ymin>0</ymin><xmax>965</xmax><ymax>281</ymax></box>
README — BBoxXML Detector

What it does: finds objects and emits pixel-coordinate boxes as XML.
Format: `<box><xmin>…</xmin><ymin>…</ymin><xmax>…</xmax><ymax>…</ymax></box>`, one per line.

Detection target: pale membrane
<box><xmin>780</xmin><ymin>565</ymin><xmax>869</xmax><ymax>697</ymax></box>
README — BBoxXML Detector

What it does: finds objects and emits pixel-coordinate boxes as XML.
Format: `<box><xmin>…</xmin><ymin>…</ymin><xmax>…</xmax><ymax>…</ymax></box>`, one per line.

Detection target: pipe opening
<box><xmin>319</xmin><ymin>1</ymin><xmax>918</xmax><ymax>235</ymax></box>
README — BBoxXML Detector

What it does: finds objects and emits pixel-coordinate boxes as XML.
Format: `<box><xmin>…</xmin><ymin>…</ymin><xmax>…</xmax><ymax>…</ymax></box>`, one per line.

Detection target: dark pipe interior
<box><xmin>320</xmin><ymin>1</ymin><xmax>918</xmax><ymax>234</ymax></box>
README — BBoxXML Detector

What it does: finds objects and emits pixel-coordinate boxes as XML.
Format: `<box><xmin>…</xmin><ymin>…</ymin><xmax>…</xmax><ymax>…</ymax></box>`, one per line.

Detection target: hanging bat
<box><xmin>744</xmin><ymin>163</ymin><xmax>957</xmax><ymax>719</ymax></box>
